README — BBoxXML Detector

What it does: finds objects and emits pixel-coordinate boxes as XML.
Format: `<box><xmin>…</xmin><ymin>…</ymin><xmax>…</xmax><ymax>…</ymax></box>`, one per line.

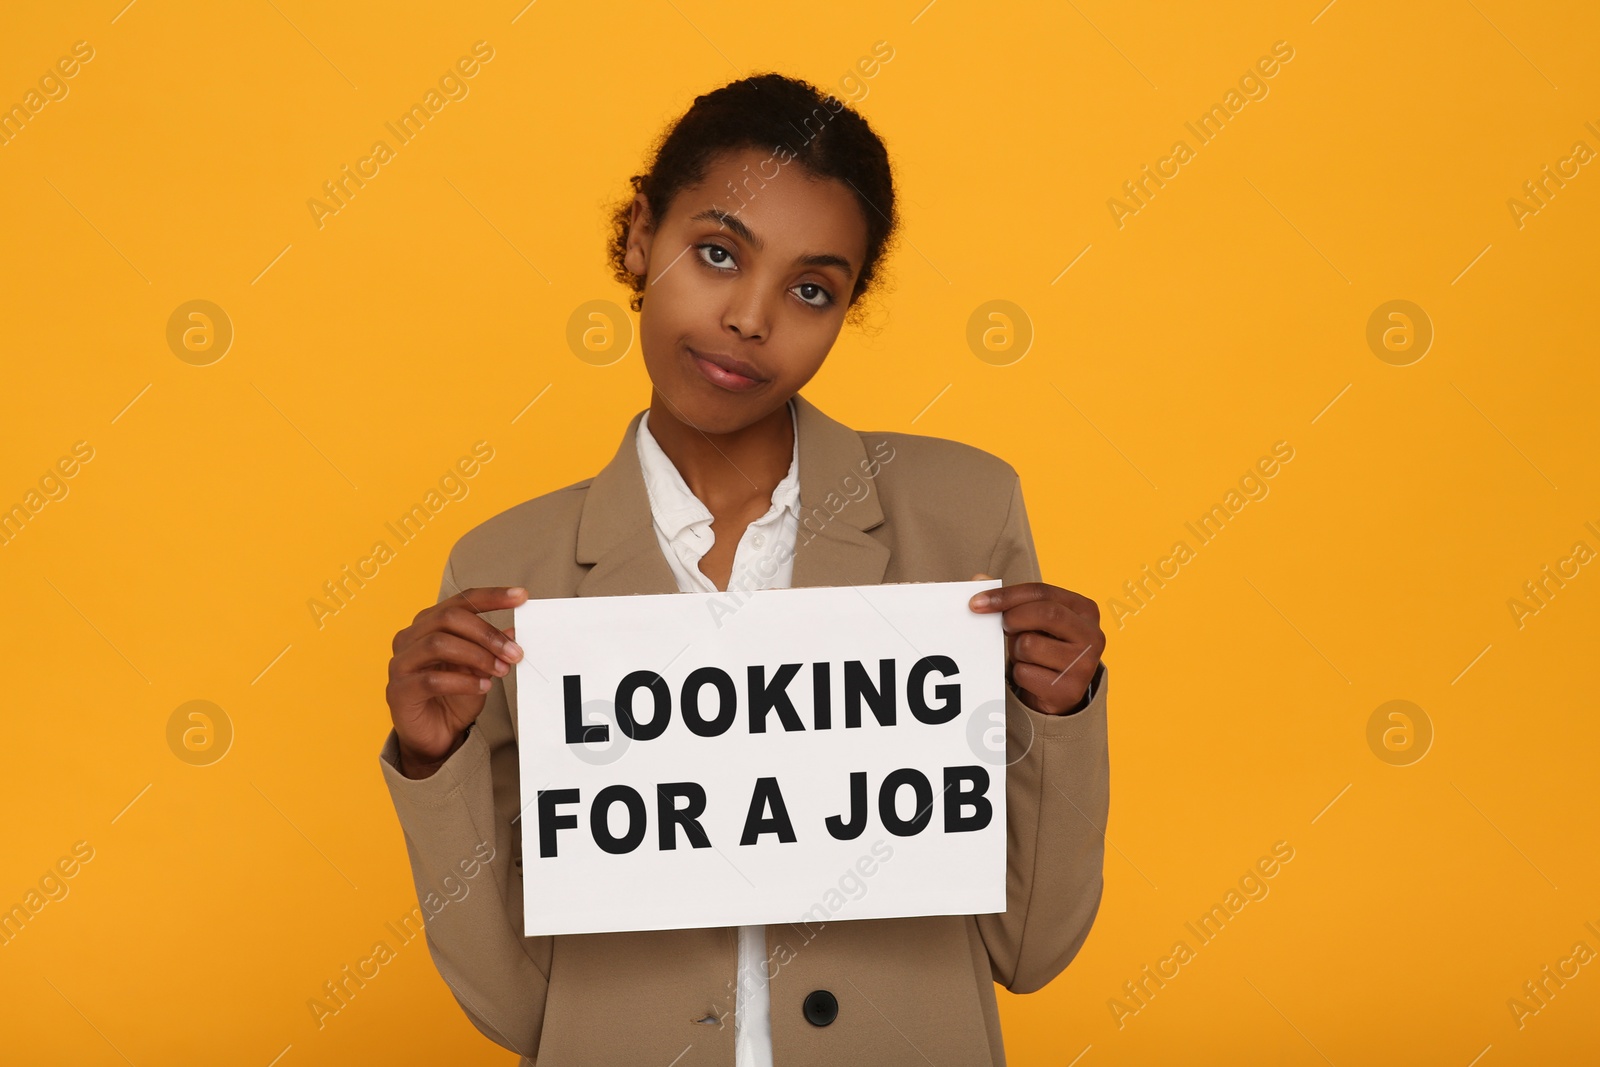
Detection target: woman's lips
<box><xmin>689</xmin><ymin>347</ymin><xmax>765</xmax><ymax>392</ymax></box>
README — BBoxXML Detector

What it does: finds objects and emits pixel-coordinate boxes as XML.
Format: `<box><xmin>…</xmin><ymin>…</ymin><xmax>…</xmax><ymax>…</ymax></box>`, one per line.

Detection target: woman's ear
<box><xmin>623</xmin><ymin>194</ymin><xmax>654</xmax><ymax>278</ymax></box>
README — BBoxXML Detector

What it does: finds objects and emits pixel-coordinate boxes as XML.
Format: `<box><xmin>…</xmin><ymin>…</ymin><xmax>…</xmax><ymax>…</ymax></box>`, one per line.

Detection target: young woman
<box><xmin>380</xmin><ymin>73</ymin><xmax>1109</xmax><ymax>1067</ymax></box>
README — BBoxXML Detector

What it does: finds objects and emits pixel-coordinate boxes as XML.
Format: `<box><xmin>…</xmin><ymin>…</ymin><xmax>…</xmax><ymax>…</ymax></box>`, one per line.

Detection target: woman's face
<box><xmin>624</xmin><ymin>146</ymin><xmax>869</xmax><ymax>435</ymax></box>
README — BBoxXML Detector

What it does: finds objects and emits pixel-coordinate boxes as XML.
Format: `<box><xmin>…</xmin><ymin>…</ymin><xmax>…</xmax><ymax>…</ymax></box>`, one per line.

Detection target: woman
<box><xmin>380</xmin><ymin>72</ymin><xmax>1109</xmax><ymax>1066</ymax></box>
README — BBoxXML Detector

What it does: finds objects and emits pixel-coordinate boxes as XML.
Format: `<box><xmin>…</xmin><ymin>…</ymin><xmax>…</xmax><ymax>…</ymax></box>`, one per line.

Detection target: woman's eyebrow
<box><xmin>690</xmin><ymin>207</ymin><xmax>857</xmax><ymax>279</ymax></box>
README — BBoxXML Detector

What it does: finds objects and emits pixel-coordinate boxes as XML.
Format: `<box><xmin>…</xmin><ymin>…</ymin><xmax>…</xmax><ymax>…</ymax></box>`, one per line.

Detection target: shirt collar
<box><xmin>635</xmin><ymin>397</ymin><xmax>801</xmax><ymax>543</ymax></box>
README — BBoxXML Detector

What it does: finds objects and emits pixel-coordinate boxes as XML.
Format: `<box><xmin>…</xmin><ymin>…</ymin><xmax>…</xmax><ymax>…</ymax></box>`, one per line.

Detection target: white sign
<box><xmin>512</xmin><ymin>579</ymin><xmax>1010</xmax><ymax>937</ymax></box>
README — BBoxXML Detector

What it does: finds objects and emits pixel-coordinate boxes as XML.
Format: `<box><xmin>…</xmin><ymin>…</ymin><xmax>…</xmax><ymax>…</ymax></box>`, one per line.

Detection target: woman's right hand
<box><xmin>386</xmin><ymin>586</ymin><xmax>528</xmax><ymax>779</ymax></box>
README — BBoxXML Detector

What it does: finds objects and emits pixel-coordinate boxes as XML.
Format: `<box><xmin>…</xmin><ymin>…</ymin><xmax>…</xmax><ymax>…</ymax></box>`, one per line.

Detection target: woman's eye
<box><xmin>695</xmin><ymin>243</ymin><xmax>735</xmax><ymax>269</ymax></box>
<box><xmin>695</xmin><ymin>243</ymin><xmax>832</xmax><ymax>309</ymax></box>
<box><xmin>794</xmin><ymin>282</ymin><xmax>833</xmax><ymax>308</ymax></box>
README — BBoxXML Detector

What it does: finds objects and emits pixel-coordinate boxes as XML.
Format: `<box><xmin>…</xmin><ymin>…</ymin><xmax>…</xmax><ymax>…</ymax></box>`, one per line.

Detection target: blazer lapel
<box><xmin>573</xmin><ymin>392</ymin><xmax>890</xmax><ymax>597</ymax></box>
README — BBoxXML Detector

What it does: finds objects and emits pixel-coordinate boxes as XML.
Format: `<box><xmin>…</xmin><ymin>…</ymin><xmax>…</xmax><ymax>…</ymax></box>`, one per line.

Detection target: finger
<box><xmin>967</xmin><ymin>572</ymin><xmax>1001</xmax><ymax>611</ymax></box>
<box><xmin>980</xmin><ymin>581</ymin><xmax>1094</xmax><ymax>615</ymax></box>
<box><xmin>413</xmin><ymin>585</ymin><xmax>528</xmax><ymax>625</ymax></box>
<box><xmin>400</xmin><ymin>602</ymin><xmax>524</xmax><ymax>663</ymax></box>
<box><xmin>434</xmin><ymin>604</ymin><xmax>524</xmax><ymax>661</ymax></box>
<box><xmin>393</xmin><ymin>611</ymin><xmax>516</xmax><ymax>670</ymax></box>
<box><xmin>391</xmin><ymin>630</ymin><xmax>508</xmax><ymax>683</ymax></box>
<box><xmin>1011</xmin><ymin>658</ymin><xmax>1093</xmax><ymax>710</ymax></box>
<box><xmin>1010</xmin><ymin>629</ymin><xmax>1097</xmax><ymax>678</ymax></box>
<box><xmin>971</xmin><ymin>580</ymin><xmax>1098</xmax><ymax>622</ymax></box>
<box><xmin>994</xmin><ymin>598</ymin><xmax>1099</xmax><ymax>645</ymax></box>
<box><xmin>972</xmin><ymin>574</ymin><xmax>1025</xmax><ymax>677</ymax></box>
<box><xmin>388</xmin><ymin>669</ymin><xmax>494</xmax><ymax>709</ymax></box>
<box><xmin>450</xmin><ymin>585</ymin><xmax>529</xmax><ymax>615</ymax></box>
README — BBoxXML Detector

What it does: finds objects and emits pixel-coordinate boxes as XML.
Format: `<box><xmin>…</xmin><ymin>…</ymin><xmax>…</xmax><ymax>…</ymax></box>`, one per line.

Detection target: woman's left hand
<box><xmin>968</xmin><ymin>573</ymin><xmax>1105</xmax><ymax>715</ymax></box>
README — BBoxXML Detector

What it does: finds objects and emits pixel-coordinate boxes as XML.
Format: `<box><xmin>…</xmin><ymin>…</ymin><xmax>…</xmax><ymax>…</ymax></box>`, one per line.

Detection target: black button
<box><xmin>802</xmin><ymin>989</ymin><xmax>838</xmax><ymax>1027</ymax></box>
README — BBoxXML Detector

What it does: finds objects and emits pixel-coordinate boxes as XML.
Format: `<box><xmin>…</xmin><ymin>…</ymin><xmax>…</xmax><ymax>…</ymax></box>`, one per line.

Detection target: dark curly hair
<box><xmin>607</xmin><ymin>72</ymin><xmax>897</xmax><ymax>326</ymax></box>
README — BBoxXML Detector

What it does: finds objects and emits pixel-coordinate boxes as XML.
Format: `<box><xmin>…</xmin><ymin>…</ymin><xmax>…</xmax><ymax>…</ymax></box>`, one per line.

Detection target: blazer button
<box><xmin>802</xmin><ymin>989</ymin><xmax>838</xmax><ymax>1027</ymax></box>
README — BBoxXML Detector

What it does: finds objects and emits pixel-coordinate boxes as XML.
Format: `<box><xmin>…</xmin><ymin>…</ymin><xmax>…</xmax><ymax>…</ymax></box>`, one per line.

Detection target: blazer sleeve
<box><xmin>974</xmin><ymin>472</ymin><xmax>1111</xmax><ymax>994</ymax></box>
<box><xmin>376</xmin><ymin>552</ymin><xmax>551</xmax><ymax>1059</ymax></box>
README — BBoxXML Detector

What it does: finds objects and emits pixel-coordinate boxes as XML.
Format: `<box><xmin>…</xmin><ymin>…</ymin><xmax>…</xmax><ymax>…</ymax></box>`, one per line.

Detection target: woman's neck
<box><xmin>646</xmin><ymin>393</ymin><xmax>795</xmax><ymax>515</ymax></box>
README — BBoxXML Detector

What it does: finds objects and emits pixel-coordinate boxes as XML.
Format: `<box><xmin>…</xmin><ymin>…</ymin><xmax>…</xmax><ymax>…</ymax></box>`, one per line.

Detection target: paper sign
<box><xmin>512</xmin><ymin>579</ymin><xmax>1008</xmax><ymax>937</ymax></box>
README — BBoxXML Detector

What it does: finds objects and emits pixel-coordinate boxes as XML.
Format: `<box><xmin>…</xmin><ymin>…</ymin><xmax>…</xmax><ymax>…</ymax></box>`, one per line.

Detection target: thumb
<box><xmin>970</xmin><ymin>573</ymin><xmax>1016</xmax><ymax>658</ymax></box>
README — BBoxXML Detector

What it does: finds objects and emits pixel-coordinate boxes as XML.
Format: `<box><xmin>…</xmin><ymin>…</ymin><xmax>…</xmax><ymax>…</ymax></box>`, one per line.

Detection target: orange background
<box><xmin>3</xmin><ymin>1</ymin><xmax>1597</xmax><ymax>1064</ymax></box>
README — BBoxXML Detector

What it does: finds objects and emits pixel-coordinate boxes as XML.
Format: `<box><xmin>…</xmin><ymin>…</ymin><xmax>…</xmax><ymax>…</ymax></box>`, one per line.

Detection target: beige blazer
<box><xmin>378</xmin><ymin>392</ymin><xmax>1110</xmax><ymax>1066</ymax></box>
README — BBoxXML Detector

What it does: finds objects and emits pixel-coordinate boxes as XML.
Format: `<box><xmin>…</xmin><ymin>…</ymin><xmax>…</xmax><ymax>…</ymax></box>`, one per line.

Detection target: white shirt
<box><xmin>635</xmin><ymin>397</ymin><xmax>800</xmax><ymax>1067</ymax></box>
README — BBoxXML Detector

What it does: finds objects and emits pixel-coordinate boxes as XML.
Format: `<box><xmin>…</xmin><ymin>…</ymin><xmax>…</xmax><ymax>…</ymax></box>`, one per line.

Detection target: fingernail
<box><xmin>970</xmin><ymin>593</ymin><xmax>995</xmax><ymax>609</ymax></box>
<box><xmin>494</xmin><ymin>659</ymin><xmax>509</xmax><ymax>675</ymax></box>
<box><xmin>504</xmin><ymin>641</ymin><xmax>523</xmax><ymax>660</ymax></box>
<box><xmin>509</xmin><ymin>587</ymin><xmax>527</xmax><ymax>598</ymax></box>
<box><xmin>478</xmin><ymin>676</ymin><xmax>492</xmax><ymax>691</ymax></box>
